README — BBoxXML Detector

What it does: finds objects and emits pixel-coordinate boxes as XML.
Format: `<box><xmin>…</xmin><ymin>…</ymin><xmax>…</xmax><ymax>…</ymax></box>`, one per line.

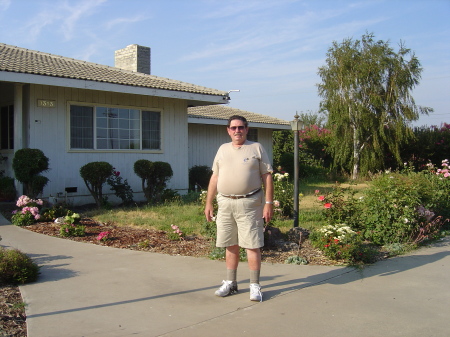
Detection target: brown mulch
<box><xmin>0</xmin><ymin>285</ymin><xmax>26</xmax><ymax>337</ymax></box>
<box><xmin>22</xmin><ymin>218</ymin><xmax>336</xmax><ymax>265</ymax></box>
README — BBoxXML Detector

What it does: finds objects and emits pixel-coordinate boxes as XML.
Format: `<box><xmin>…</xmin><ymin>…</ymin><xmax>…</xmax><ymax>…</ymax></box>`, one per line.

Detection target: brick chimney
<box><xmin>114</xmin><ymin>44</ymin><xmax>151</xmax><ymax>74</ymax></box>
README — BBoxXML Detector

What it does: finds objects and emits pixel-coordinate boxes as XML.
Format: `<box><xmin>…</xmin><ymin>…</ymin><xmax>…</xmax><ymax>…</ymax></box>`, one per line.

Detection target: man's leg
<box><xmin>246</xmin><ymin>248</ymin><xmax>261</xmax><ymax>282</ymax></box>
<box><xmin>226</xmin><ymin>244</ymin><xmax>240</xmax><ymax>270</ymax></box>
<box><xmin>215</xmin><ymin>245</ymin><xmax>240</xmax><ymax>297</ymax></box>
<box><xmin>247</xmin><ymin>248</ymin><xmax>263</xmax><ymax>302</ymax></box>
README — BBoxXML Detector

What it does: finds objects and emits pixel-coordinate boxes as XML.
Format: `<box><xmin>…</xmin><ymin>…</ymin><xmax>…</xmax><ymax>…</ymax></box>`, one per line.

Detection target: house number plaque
<box><xmin>37</xmin><ymin>99</ymin><xmax>56</xmax><ymax>108</ymax></box>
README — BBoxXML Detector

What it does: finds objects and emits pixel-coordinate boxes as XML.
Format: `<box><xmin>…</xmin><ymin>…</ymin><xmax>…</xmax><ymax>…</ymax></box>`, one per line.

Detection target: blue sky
<box><xmin>0</xmin><ymin>0</ymin><xmax>448</xmax><ymax>127</ymax></box>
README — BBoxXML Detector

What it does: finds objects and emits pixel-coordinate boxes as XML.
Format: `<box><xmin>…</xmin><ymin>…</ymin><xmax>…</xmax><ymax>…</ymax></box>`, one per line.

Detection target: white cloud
<box><xmin>104</xmin><ymin>15</ymin><xmax>147</xmax><ymax>30</ymax></box>
<box><xmin>60</xmin><ymin>0</ymin><xmax>107</xmax><ymax>41</ymax></box>
<box><xmin>0</xmin><ymin>0</ymin><xmax>11</xmax><ymax>12</ymax></box>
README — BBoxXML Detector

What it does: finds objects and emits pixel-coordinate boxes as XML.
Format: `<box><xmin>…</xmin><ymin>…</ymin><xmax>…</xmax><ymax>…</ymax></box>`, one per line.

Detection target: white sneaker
<box><xmin>215</xmin><ymin>280</ymin><xmax>238</xmax><ymax>297</ymax></box>
<box><xmin>249</xmin><ymin>283</ymin><xmax>263</xmax><ymax>302</ymax></box>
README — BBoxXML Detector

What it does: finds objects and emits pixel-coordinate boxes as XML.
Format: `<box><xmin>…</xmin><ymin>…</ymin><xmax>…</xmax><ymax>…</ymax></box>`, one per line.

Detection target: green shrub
<box><xmin>421</xmin><ymin>160</ymin><xmax>450</xmax><ymax>219</ymax></box>
<box><xmin>12</xmin><ymin>148</ymin><xmax>49</xmax><ymax>198</ymax></box>
<box><xmin>0</xmin><ymin>176</ymin><xmax>16</xmax><ymax>200</ymax></box>
<box><xmin>273</xmin><ymin>172</ymin><xmax>295</xmax><ymax>218</ymax></box>
<box><xmin>360</xmin><ymin>173</ymin><xmax>424</xmax><ymax>245</ymax></box>
<box><xmin>80</xmin><ymin>161</ymin><xmax>113</xmax><ymax>207</ymax></box>
<box><xmin>11</xmin><ymin>195</ymin><xmax>44</xmax><ymax>226</ymax></box>
<box><xmin>189</xmin><ymin>165</ymin><xmax>212</xmax><ymax>191</ymax></box>
<box><xmin>309</xmin><ymin>224</ymin><xmax>377</xmax><ymax>264</ymax></box>
<box><xmin>0</xmin><ymin>247</ymin><xmax>40</xmax><ymax>285</ymax></box>
<box><xmin>11</xmin><ymin>212</ymin><xmax>35</xmax><ymax>226</ymax></box>
<box><xmin>317</xmin><ymin>184</ymin><xmax>363</xmax><ymax>229</ymax></box>
<box><xmin>134</xmin><ymin>160</ymin><xmax>173</xmax><ymax>203</ymax></box>
<box><xmin>41</xmin><ymin>205</ymin><xmax>74</xmax><ymax>222</ymax></box>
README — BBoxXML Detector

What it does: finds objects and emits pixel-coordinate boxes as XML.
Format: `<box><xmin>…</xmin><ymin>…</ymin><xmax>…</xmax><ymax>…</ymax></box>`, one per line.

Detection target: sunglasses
<box><xmin>229</xmin><ymin>126</ymin><xmax>246</xmax><ymax>131</ymax></box>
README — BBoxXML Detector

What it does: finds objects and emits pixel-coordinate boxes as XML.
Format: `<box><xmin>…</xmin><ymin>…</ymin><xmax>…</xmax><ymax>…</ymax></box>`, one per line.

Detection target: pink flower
<box><xmin>314</xmin><ymin>190</ymin><xmax>320</xmax><ymax>195</ymax></box>
<box><xmin>324</xmin><ymin>203</ymin><xmax>332</xmax><ymax>209</ymax></box>
<box><xmin>318</xmin><ymin>196</ymin><xmax>325</xmax><ymax>201</ymax></box>
<box><xmin>96</xmin><ymin>231</ymin><xmax>110</xmax><ymax>241</ymax></box>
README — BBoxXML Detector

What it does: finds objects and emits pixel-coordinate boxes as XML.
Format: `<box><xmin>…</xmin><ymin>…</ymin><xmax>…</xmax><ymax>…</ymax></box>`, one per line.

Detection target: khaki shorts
<box><xmin>215</xmin><ymin>190</ymin><xmax>264</xmax><ymax>249</ymax></box>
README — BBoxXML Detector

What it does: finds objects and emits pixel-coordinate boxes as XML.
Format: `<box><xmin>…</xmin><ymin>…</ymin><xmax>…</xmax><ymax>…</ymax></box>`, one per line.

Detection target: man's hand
<box><xmin>204</xmin><ymin>173</ymin><xmax>218</xmax><ymax>222</ymax></box>
<box><xmin>205</xmin><ymin>204</ymin><xmax>214</xmax><ymax>222</ymax></box>
<box><xmin>263</xmin><ymin>203</ymin><xmax>273</xmax><ymax>223</ymax></box>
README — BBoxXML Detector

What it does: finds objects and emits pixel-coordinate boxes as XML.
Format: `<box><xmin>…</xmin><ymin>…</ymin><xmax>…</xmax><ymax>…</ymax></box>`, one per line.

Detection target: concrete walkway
<box><xmin>1</xmin><ymin>214</ymin><xmax>449</xmax><ymax>337</ymax></box>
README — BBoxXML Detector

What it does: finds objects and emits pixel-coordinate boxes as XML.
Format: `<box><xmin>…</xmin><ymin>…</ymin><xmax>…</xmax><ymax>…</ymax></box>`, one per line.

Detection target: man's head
<box><xmin>227</xmin><ymin>115</ymin><xmax>248</xmax><ymax>128</ymax></box>
<box><xmin>227</xmin><ymin>115</ymin><xmax>249</xmax><ymax>145</ymax></box>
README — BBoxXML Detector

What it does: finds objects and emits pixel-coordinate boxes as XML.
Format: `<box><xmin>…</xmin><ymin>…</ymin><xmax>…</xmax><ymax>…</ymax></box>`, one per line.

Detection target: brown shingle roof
<box><xmin>0</xmin><ymin>43</ymin><xmax>228</xmax><ymax>97</ymax></box>
<box><xmin>188</xmin><ymin>105</ymin><xmax>289</xmax><ymax>126</ymax></box>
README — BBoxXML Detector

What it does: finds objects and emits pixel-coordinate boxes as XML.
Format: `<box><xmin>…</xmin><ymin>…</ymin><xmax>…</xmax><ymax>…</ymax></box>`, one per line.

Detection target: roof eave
<box><xmin>0</xmin><ymin>71</ymin><xmax>229</xmax><ymax>105</ymax></box>
<box><xmin>187</xmin><ymin>116</ymin><xmax>291</xmax><ymax>130</ymax></box>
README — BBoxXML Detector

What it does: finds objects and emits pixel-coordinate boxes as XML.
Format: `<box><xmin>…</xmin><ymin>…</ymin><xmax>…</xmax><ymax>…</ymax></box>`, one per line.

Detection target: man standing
<box><xmin>204</xmin><ymin>115</ymin><xmax>274</xmax><ymax>302</ymax></box>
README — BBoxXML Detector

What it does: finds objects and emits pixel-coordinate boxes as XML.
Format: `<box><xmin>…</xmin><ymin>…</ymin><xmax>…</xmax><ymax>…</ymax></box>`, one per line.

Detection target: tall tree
<box><xmin>317</xmin><ymin>33</ymin><xmax>432</xmax><ymax>179</ymax></box>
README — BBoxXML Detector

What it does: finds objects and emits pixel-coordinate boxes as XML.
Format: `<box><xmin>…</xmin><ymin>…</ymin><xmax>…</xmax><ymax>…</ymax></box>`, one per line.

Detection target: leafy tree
<box><xmin>133</xmin><ymin>159</ymin><xmax>173</xmax><ymax>203</ymax></box>
<box><xmin>79</xmin><ymin>162</ymin><xmax>113</xmax><ymax>207</ymax></box>
<box><xmin>273</xmin><ymin>111</ymin><xmax>326</xmax><ymax>169</ymax></box>
<box><xmin>317</xmin><ymin>32</ymin><xmax>432</xmax><ymax>179</ymax></box>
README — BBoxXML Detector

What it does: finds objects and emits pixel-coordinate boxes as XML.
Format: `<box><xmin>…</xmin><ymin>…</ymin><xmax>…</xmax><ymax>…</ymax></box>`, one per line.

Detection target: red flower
<box><xmin>324</xmin><ymin>203</ymin><xmax>332</xmax><ymax>209</ymax></box>
<box><xmin>318</xmin><ymin>196</ymin><xmax>325</xmax><ymax>201</ymax></box>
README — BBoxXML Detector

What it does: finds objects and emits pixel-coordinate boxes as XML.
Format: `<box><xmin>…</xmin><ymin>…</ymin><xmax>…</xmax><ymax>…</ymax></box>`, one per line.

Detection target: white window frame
<box><xmin>67</xmin><ymin>102</ymin><xmax>163</xmax><ymax>153</ymax></box>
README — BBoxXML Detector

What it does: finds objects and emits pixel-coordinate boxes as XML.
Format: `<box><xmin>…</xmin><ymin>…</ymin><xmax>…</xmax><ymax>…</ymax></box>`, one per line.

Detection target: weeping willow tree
<box><xmin>317</xmin><ymin>33</ymin><xmax>432</xmax><ymax>179</ymax></box>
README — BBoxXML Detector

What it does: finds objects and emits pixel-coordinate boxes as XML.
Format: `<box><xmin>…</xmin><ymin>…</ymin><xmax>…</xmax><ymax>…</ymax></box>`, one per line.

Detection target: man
<box><xmin>204</xmin><ymin>115</ymin><xmax>274</xmax><ymax>302</ymax></box>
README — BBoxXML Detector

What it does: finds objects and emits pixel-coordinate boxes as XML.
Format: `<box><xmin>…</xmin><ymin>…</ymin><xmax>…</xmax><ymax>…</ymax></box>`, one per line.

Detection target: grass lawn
<box><xmin>85</xmin><ymin>179</ymin><xmax>370</xmax><ymax>237</ymax></box>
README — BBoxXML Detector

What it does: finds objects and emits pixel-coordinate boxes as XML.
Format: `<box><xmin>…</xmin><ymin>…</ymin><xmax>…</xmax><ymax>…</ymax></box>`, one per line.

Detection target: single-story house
<box><xmin>187</xmin><ymin>105</ymin><xmax>289</xmax><ymax>169</ymax></box>
<box><xmin>0</xmin><ymin>43</ymin><xmax>289</xmax><ymax>205</ymax></box>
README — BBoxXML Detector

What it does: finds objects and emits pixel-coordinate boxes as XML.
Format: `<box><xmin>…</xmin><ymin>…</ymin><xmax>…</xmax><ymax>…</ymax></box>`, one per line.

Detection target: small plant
<box><xmin>96</xmin><ymin>231</ymin><xmax>111</xmax><ymax>242</ymax></box>
<box><xmin>383</xmin><ymin>243</ymin><xmax>411</xmax><ymax>257</ymax></box>
<box><xmin>167</xmin><ymin>224</ymin><xmax>184</xmax><ymax>241</ymax></box>
<box><xmin>59</xmin><ymin>224</ymin><xmax>86</xmax><ymax>237</ymax></box>
<box><xmin>199</xmin><ymin>190</ymin><xmax>218</xmax><ymax>216</ymax></box>
<box><xmin>106</xmin><ymin>168</ymin><xmax>134</xmax><ymax>205</ymax></box>
<box><xmin>138</xmin><ymin>240</ymin><xmax>151</xmax><ymax>249</ymax></box>
<box><xmin>0</xmin><ymin>247</ymin><xmax>40</xmax><ymax>285</ymax></box>
<box><xmin>65</xmin><ymin>213</ymin><xmax>81</xmax><ymax>225</ymax></box>
<box><xmin>40</xmin><ymin>204</ymin><xmax>74</xmax><ymax>222</ymax></box>
<box><xmin>201</xmin><ymin>219</ymin><xmax>217</xmax><ymax>239</ymax></box>
<box><xmin>310</xmin><ymin>223</ymin><xmax>372</xmax><ymax>263</ymax></box>
<box><xmin>285</xmin><ymin>255</ymin><xmax>308</xmax><ymax>265</ymax></box>
<box><xmin>273</xmin><ymin>171</ymin><xmax>296</xmax><ymax>218</ymax></box>
<box><xmin>11</xmin><ymin>195</ymin><xmax>43</xmax><ymax>226</ymax></box>
<box><xmin>59</xmin><ymin>212</ymin><xmax>85</xmax><ymax>237</ymax></box>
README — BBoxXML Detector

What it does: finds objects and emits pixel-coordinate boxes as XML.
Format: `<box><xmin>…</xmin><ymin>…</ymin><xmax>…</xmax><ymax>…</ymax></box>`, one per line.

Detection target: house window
<box><xmin>70</xmin><ymin>105</ymin><xmax>161</xmax><ymax>150</ymax></box>
<box><xmin>247</xmin><ymin>128</ymin><xmax>258</xmax><ymax>142</ymax></box>
<box><xmin>0</xmin><ymin>105</ymin><xmax>14</xmax><ymax>150</ymax></box>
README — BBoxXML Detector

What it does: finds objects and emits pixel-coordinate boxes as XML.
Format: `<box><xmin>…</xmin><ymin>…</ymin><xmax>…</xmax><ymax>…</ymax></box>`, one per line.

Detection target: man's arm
<box><xmin>261</xmin><ymin>172</ymin><xmax>274</xmax><ymax>223</ymax></box>
<box><xmin>204</xmin><ymin>173</ymin><xmax>218</xmax><ymax>222</ymax></box>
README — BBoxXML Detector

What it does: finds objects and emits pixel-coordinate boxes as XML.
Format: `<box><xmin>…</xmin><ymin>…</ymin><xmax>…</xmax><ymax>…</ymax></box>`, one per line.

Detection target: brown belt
<box><xmin>220</xmin><ymin>188</ymin><xmax>261</xmax><ymax>199</ymax></box>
